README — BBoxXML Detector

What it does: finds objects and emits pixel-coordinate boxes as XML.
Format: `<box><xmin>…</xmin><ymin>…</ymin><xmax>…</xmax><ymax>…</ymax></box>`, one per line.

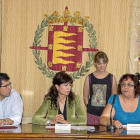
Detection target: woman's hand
<box><xmin>54</xmin><ymin>114</ymin><xmax>64</xmax><ymax>123</ymax></box>
<box><xmin>50</xmin><ymin>114</ymin><xmax>70</xmax><ymax>124</ymax></box>
<box><xmin>49</xmin><ymin>114</ymin><xmax>65</xmax><ymax>124</ymax></box>
<box><xmin>113</xmin><ymin>120</ymin><xmax>123</xmax><ymax>129</ymax></box>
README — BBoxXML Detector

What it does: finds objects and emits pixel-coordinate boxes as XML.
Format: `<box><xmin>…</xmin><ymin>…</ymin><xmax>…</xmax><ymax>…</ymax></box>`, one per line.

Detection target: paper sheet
<box><xmin>71</xmin><ymin>126</ymin><xmax>95</xmax><ymax>131</ymax></box>
<box><xmin>45</xmin><ymin>125</ymin><xmax>95</xmax><ymax>131</ymax></box>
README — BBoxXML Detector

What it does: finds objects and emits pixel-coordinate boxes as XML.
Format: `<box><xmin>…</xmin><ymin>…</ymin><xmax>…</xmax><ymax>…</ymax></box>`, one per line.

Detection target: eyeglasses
<box><xmin>120</xmin><ymin>83</ymin><xmax>134</xmax><ymax>87</ymax></box>
<box><xmin>0</xmin><ymin>82</ymin><xmax>12</xmax><ymax>89</ymax></box>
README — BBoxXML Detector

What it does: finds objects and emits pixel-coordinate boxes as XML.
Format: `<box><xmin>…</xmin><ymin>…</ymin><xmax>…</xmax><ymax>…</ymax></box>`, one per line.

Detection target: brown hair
<box><xmin>94</xmin><ymin>51</ymin><xmax>108</xmax><ymax>63</ymax></box>
<box><xmin>117</xmin><ymin>74</ymin><xmax>140</xmax><ymax>97</ymax></box>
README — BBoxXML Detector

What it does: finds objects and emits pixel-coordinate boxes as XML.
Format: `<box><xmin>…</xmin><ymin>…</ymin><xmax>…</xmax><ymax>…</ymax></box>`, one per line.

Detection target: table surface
<box><xmin>0</xmin><ymin>124</ymin><xmax>139</xmax><ymax>139</ymax></box>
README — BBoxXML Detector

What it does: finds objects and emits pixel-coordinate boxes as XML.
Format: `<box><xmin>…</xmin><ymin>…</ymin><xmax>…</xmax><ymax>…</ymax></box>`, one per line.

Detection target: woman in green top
<box><xmin>32</xmin><ymin>71</ymin><xmax>87</xmax><ymax>125</ymax></box>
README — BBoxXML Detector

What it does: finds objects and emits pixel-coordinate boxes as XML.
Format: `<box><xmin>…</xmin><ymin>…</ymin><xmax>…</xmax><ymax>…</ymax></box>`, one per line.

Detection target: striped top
<box><xmin>108</xmin><ymin>94</ymin><xmax>140</xmax><ymax>125</ymax></box>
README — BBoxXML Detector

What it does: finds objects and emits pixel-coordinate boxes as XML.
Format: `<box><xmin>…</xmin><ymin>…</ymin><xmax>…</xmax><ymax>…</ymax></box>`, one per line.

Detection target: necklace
<box><xmin>59</xmin><ymin>100</ymin><xmax>65</xmax><ymax>114</ymax></box>
<box><xmin>58</xmin><ymin>97</ymin><xmax>66</xmax><ymax>114</ymax></box>
<box><xmin>58</xmin><ymin>99</ymin><xmax>65</xmax><ymax>104</ymax></box>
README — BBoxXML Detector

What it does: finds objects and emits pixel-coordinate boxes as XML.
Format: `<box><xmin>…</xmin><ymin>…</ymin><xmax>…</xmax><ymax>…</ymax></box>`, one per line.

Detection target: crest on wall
<box><xmin>30</xmin><ymin>7</ymin><xmax>98</xmax><ymax>79</ymax></box>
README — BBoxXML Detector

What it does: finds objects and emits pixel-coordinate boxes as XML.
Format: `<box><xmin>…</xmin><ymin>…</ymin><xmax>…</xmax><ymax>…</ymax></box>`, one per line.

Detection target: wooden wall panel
<box><xmin>1</xmin><ymin>0</ymin><xmax>131</xmax><ymax>118</ymax></box>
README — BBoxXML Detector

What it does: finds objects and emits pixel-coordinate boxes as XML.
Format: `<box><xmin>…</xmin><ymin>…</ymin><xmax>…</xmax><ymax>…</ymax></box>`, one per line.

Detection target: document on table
<box><xmin>0</xmin><ymin>125</ymin><xmax>18</xmax><ymax>129</ymax></box>
<box><xmin>71</xmin><ymin>126</ymin><xmax>95</xmax><ymax>131</ymax></box>
<box><xmin>45</xmin><ymin>125</ymin><xmax>95</xmax><ymax>131</ymax></box>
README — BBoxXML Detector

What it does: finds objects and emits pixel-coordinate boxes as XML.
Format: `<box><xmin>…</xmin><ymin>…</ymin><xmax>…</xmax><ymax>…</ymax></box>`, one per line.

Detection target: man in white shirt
<box><xmin>0</xmin><ymin>73</ymin><xmax>23</xmax><ymax>125</ymax></box>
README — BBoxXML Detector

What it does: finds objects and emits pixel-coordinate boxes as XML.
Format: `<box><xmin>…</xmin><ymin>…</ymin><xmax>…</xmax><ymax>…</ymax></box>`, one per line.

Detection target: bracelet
<box><xmin>5</xmin><ymin>118</ymin><xmax>11</xmax><ymax>125</ymax></box>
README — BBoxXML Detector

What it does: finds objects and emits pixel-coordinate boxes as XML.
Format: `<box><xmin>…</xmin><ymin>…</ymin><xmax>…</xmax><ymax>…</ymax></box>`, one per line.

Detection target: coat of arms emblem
<box><xmin>30</xmin><ymin>7</ymin><xmax>98</xmax><ymax>79</ymax></box>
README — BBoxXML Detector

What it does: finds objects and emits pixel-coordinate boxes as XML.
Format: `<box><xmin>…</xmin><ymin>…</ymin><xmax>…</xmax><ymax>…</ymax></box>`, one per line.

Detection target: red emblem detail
<box><xmin>30</xmin><ymin>22</ymin><xmax>98</xmax><ymax>72</ymax></box>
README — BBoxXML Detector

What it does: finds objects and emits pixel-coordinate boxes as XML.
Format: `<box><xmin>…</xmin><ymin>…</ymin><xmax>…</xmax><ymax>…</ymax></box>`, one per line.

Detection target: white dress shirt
<box><xmin>0</xmin><ymin>89</ymin><xmax>23</xmax><ymax>125</ymax></box>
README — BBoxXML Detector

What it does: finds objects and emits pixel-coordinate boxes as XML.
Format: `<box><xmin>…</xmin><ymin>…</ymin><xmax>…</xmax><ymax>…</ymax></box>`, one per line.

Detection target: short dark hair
<box><xmin>94</xmin><ymin>51</ymin><xmax>108</xmax><ymax>63</ymax></box>
<box><xmin>117</xmin><ymin>74</ymin><xmax>140</xmax><ymax>97</ymax></box>
<box><xmin>0</xmin><ymin>73</ymin><xmax>10</xmax><ymax>87</ymax></box>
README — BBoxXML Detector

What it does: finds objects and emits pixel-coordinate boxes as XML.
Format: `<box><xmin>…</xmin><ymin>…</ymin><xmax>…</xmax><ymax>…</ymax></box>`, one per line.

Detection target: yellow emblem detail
<box><xmin>78</xmin><ymin>27</ymin><xmax>83</xmax><ymax>32</ymax></box>
<box><xmin>62</xmin><ymin>65</ymin><xmax>67</xmax><ymax>71</ymax></box>
<box><xmin>44</xmin><ymin>8</ymin><xmax>90</xmax><ymax>26</ymax></box>
<box><xmin>63</xmin><ymin>8</ymin><xmax>70</xmax><ymax>17</ymax></box>
<box><xmin>76</xmin><ymin>63</ymin><xmax>81</xmax><ymax>68</ymax></box>
<box><xmin>48</xmin><ymin>44</ymin><xmax>53</xmax><ymax>49</ymax></box>
<box><xmin>48</xmin><ymin>61</ymin><xmax>52</xmax><ymax>67</ymax></box>
<box><xmin>53</xmin><ymin>11</ymin><xmax>59</xmax><ymax>17</ymax></box>
<box><xmin>63</xmin><ymin>26</ymin><xmax>68</xmax><ymax>31</ymax></box>
<box><xmin>53</xmin><ymin>31</ymin><xmax>76</xmax><ymax>64</ymax></box>
<box><xmin>78</xmin><ymin>45</ymin><xmax>82</xmax><ymax>51</ymax></box>
<box><xmin>49</xmin><ymin>26</ymin><xmax>54</xmax><ymax>31</ymax></box>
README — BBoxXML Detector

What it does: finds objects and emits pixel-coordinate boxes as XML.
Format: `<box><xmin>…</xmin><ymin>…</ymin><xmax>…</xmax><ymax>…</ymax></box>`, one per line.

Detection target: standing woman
<box><xmin>32</xmin><ymin>71</ymin><xmax>87</xmax><ymax>125</ymax></box>
<box><xmin>83</xmin><ymin>51</ymin><xmax>117</xmax><ymax>125</ymax></box>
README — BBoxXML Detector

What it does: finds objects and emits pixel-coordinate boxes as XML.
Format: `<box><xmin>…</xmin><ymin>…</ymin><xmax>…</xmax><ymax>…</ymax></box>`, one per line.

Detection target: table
<box><xmin>0</xmin><ymin>124</ymin><xmax>139</xmax><ymax>139</ymax></box>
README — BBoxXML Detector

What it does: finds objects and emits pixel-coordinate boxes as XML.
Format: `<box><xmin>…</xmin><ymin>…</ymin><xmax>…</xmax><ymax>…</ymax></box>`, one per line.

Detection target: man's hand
<box><xmin>0</xmin><ymin>118</ymin><xmax>14</xmax><ymax>125</ymax></box>
<box><xmin>0</xmin><ymin>119</ymin><xmax>4</xmax><ymax>126</ymax></box>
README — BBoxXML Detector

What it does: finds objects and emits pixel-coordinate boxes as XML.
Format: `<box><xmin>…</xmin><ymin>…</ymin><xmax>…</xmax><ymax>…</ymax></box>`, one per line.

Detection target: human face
<box><xmin>121</xmin><ymin>78</ymin><xmax>135</xmax><ymax>97</ymax></box>
<box><xmin>56</xmin><ymin>82</ymin><xmax>72</xmax><ymax>97</ymax></box>
<box><xmin>94</xmin><ymin>58</ymin><xmax>107</xmax><ymax>72</ymax></box>
<box><xmin>0</xmin><ymin>80</ymin><xmax>12</xmax><ymax>100</ymax></box>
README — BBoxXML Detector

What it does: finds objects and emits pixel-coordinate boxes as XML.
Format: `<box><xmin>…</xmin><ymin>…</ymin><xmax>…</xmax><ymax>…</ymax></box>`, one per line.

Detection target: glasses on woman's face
<box><xmin>120</xmin><ymin>83</ymin><xmax>134</xmax><ymax>88</ymax></box>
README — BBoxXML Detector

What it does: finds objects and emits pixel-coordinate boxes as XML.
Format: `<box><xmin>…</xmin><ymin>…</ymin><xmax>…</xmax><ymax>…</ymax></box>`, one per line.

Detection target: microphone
<box><xmin>107</xmin><ymin>94</ymin><xmax>116</xmax><ymax>132</ymax></box>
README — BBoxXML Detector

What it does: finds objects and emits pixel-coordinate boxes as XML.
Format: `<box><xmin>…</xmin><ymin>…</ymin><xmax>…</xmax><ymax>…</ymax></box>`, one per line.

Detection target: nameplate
<box><xmin>55</xmin><ymin>124</ymin><xmax>71</xmax><ymax>133</ymax></box>
<box><xmin>127</xmin><ymin>124</ymin><xmax>140</xmax><ymax>130</ymax></box>
<box><xmin>127</xmin><ymin>130</ymin><xmax>140</xmax><ymax>134</ymax></box>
